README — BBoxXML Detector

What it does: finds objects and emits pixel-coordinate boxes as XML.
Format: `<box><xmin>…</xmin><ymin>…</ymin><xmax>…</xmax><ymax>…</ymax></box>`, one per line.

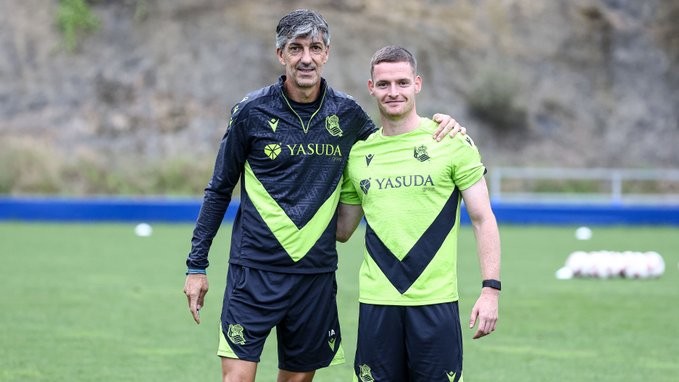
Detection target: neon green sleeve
<box><xmin>340</xmin><ymin>169</ymin><xmax>361</xmax><ymax>205</ymax></box>
<box><xmin>451</xmin><ymin>133</ymin><xmax>485</xmax><ymax>190</ymax></box>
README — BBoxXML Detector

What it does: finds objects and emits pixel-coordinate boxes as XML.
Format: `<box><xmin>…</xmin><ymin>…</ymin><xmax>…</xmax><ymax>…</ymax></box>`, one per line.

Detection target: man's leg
<box><xmin>221</xmin><ymin>357</ymin><xmax>258</xmax><ymax>382</ymax></box>
<box><xmin>219</xmin><ymin>266</ymin><xmax>280</xmax><ymax>381</ymax></box>
<box><xmin>277</xmin><ymin>272</ymin><xmax>344</xmax><ymax>374</ymax></box>
<box><xmin>277</xmin><ymin>369</ymin><xmax>315</xmax><ymax>382</ymax></box>
<box><xmin>405</xmin><ymin>303</ymin><xmax>463</xmax><ymax>382</ymax></box>
<box><xmin>354</xmin><ymin>304</ymin><xmax>407</xmax><ymax>382</ymax></box>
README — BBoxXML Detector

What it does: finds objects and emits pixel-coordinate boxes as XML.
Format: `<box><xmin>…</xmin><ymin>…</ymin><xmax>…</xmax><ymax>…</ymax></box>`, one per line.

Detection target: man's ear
<box><xmin>276</xmin><ymin>48</ymin><xmax>285</xmax><ymax>65</ymax></box>
<box><xmin>367</xmin><ymin>79</ymin><xmax>374</xmax><ymax>95</ymax></box>
<box><xmin>323</xmin><ymin>45</ymin><xmax>330</xmax><ymax>64</ymax></box>
<box><xmin>415</xmin><ymin>75</ymin><xmax>422</xmax><ymax>94</ymax></box>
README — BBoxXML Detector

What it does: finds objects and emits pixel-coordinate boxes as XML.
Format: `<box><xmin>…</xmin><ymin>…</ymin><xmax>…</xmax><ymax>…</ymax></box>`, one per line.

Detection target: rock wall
<box><xmin>1</xmin><ymin>0</ymin><xmax>677</xmax><ymax>193</ymax></box>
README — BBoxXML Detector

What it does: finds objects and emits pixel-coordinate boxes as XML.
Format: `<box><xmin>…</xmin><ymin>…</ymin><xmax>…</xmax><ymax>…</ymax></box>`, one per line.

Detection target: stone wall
<box><xmin>1</xmin><ymin>0</ymin><xmax>677</xmax><ymax>193</ymax></box>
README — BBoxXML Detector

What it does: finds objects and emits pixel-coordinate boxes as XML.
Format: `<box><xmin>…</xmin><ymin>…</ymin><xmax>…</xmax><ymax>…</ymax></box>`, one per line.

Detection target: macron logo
<box><xmin>268</xmin><ymin>118</ymin><xmax>279</xmax><ymax>132</ymax></box>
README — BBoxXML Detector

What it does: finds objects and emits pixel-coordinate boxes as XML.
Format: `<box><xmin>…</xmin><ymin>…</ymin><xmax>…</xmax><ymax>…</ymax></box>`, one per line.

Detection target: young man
<box><xmin>183</xmin><ymin>10</ymin><xmax>464</xmax><ymax>382</ymax></box>
<box><xmin>337</xmin><ymin>46</ymin><xmax>501</xmax><ymax>382</ymax></box>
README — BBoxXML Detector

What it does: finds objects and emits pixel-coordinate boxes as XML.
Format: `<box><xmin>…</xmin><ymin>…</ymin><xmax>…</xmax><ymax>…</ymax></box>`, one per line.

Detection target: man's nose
<box><xmin>300</xmin><ymin>48</ymin><xmax>313</xmax><ymax>64</ymax></box>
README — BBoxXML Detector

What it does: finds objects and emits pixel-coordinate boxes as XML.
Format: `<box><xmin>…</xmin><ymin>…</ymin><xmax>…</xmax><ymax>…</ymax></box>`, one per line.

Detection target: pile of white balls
<box><xmin>556</xmin><ymin>250</ymin><xmax>665</xmax><ymax>280</ymax></box>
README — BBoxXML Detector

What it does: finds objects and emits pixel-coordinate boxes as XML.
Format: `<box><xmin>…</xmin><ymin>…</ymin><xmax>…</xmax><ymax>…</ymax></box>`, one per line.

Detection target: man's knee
<box><xmin>277</xmin><ymin>369</ymin><xmax>316</xmax><ymax>382</ymax></box>
<box><xmin>221</xmin><ymin>357</ymin><xmax>258</xmax><ymax>382</ymax></box>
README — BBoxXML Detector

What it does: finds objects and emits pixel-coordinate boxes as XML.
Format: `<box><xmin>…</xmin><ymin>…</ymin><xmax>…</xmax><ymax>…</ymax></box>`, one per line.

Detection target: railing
<box><xmin>489</xmin><ymin>167</ymin><xmax>679</xmax><ymax>204</ymax></box>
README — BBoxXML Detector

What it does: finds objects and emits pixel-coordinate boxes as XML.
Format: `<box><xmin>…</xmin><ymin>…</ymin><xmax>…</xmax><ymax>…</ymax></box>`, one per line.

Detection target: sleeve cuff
<box><xmin>186</xmin><ymin>268</ymin><xmax>207</xmax><ymax>275</ymax></box>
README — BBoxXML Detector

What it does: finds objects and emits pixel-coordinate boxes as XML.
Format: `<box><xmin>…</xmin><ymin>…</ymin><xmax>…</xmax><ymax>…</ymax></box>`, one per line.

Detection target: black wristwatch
<box><xmin>482</xmin><ymin>279</ymin><xmax>502</xmax><ymax>291</ymax></box>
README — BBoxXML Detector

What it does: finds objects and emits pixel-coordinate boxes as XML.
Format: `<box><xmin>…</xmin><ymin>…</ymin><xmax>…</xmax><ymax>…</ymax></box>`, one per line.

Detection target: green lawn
<box><xmin>0</xmin><ymin>223</ymin><xmax>677</xmax><ymax>381</ymax></box>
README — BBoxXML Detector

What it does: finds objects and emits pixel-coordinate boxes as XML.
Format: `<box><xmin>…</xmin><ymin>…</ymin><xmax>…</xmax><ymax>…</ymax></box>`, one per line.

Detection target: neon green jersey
<box><xmin>341</xmin><ymin>117</ymin><xmax>485</xmax><ymax>305</ymax></box>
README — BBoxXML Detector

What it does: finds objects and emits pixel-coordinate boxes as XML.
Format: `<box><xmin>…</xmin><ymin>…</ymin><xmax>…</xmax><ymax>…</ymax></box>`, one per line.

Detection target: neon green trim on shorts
<box><xmin>328</xmin><ymin>342</ymin><xmax>345</xmax><ymax>366</ymax></box>
<box><xmin>216</xmin><ymin>323</ymin><xmax>238</xmax><ymax>359</ymax></box>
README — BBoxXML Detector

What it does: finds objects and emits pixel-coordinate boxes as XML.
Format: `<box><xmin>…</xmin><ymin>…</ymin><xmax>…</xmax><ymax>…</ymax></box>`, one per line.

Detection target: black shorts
<box><xmin>354</xmin><ymin>302</ymin><xmax>463</xmax><ymax>382</ymax></box>
<box><xmin>217</xmin><ymin>265</ymin><xmax>344</xmax><ymax>372</ymax></box>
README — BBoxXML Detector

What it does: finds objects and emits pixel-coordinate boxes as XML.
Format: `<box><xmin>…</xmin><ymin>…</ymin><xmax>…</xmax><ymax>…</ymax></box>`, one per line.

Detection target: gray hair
<box><xmin>370</xmin><ymin>45</ymin><xmax>417</xmax><ymax>78</ymax></box>
<box><xmin>275</xmin><ymin>9</ymin><xmax>330</xmax><ymax>49</ymax></box>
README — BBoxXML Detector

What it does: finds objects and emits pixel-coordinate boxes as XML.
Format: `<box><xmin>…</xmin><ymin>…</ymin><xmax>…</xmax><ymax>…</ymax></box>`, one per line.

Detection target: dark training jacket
<box><xmin>187</xmin><ymin>76</ymin><xmax>374</xmax><ymax>274</ymax></box>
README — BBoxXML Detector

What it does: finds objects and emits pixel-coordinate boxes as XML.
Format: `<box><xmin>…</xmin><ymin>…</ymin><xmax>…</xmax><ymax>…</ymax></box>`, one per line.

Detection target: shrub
<box><xmin>467</xmin><ymin>68</ymin><xmax>527</xmax><ymax>131</ymax></box>
<box><xmin>57</xmin><ymin>0</ymin><xmax>100</xmax><ymax>51</ymax></box>
<box><xmin>0</xmin><ymin>139</ymin><xmax>62</xmax><ymax>194</ymax></box>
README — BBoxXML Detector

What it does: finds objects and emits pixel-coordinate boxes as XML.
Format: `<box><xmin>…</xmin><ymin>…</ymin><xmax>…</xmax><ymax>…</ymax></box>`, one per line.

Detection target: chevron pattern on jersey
<box><xmin>244</xmin><ymin>161</ymin><xmax>340</xmax><ymax>262</ymax></box>
<box><xmin>365</xmin><ymin>188</ymin><xmax>460</xmax><ymax>294</ymax></box>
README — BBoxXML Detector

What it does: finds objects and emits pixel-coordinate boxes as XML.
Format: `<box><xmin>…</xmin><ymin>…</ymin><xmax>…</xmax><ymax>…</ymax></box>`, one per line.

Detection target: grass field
<box><xmin>1</xmin><ymin>222</ymin><xmax>678</xmax><ymax>381</ymax></box>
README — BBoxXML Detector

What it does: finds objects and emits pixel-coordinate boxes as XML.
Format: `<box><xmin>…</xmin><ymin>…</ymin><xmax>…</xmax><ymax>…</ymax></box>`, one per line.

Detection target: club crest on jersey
<box><xmin>413</xmin><ymin>145</ymin><xmax>430</xmax><ymax>162</ymax></box>
<box><xmin>359</xmin><ymin>179</ymin><xmax>371</xmax><ymax>195</ymax></box>
<box><xmin>264</xmin><ymin>143</ymin><xmax>281</xmax><ymax>160</ymax></box>
<box><xmin>325</xmin><ymin>114</ymin><xmax>343</xmax><ymax>137</ymax></box>
<box><xmin>227</xmin><ymin>324</ymin><xmax>246</xmax><ymax>345</ymax></box>
<box><xmin>358</xmin><ymin>364</ymin><xmax>375</xmax><ymax>382</ymax></box>
<box><xmin>365</xmin><ymin>154</ymin><xmax>374</xmax><ymax>166</ymax></box>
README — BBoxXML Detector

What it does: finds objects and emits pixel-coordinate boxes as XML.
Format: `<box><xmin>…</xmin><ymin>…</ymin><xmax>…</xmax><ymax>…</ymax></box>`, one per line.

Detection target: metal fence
<box><xmin>488</xmin><ymin>167</ymin><xmax>679</xmax><ymax>205</ymax></box>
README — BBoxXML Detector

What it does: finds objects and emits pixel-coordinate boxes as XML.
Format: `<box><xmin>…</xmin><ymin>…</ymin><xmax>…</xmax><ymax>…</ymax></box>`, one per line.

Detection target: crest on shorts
<box><xmin>413</xmin><ymin>145</ymin><xmax>430</xmax><ymax>162</ymax></box>
<box><xmin>227</xmin><ymin>324</ymin><xmax>246</xmax><ymax>345</ymax></box>
<box><xmin>325</xmin><ymin>114</ymin><xmax>343</xmax><ymax>137</ymax></box>
<box><xmin>358</xmin><ymin>364</ymin><xmax>375</xmax><ymax>382</ymax></box>
<box><xmin>446</xmin><ymin>370</ymin><xmax>457</xmax><ymax>382</ymax></box>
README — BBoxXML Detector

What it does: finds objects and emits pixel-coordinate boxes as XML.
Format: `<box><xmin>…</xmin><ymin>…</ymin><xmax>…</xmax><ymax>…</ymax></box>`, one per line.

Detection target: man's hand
<box><xmin>432</xmin><ymin>114</ymin><xmax>467</xmax><ymax>141</ymax></box>
<box><xmin>469</xmin><ymin>288</ymin><xmax>499</xmax><ymax>339</ymax></box>
<box><xmin>184</xmin><ymin>273</ymin><xmax>209</xmax><ymax>324</ymax></box>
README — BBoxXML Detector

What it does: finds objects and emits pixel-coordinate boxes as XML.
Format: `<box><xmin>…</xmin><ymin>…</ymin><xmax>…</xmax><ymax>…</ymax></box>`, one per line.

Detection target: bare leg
<box><xmin>221</xmin><ymin>357</ymin><xmax>258</xmax><ymax>382</ymax></box>
<box><xmin>277</xmin><ymin>369</ymin><xmax>316</xmax><ymax>382</ymax></box>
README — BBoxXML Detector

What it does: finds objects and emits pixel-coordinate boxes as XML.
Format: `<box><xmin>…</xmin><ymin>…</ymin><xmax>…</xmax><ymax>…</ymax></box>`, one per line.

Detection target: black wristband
<box><xmin>482</xmin><ymin>279</ymin><xmax>501</xmax><ymax>291</ymax></box>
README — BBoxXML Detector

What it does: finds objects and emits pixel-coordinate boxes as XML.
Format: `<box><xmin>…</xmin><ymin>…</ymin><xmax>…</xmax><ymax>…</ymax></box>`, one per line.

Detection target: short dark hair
<box><xmin>369</xmin><ymin>45</ymin><xmax>417</xmax><ymax>78</ymax></box>
<box><xmin>276</xmin><ymin>9</ymin><xmax>330</xmax><ymax>49</ymax></box>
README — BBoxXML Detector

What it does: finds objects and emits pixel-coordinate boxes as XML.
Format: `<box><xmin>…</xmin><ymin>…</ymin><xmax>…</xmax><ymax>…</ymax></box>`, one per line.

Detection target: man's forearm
<box><xmin>472</xmin><ymin>214</ymin><xmax>501</xmax><ymax>280</ymax></box>
<box><xmin>186</xmin><ymin>189</ymin><xmax>232</xmax><ymax>270</ymax></box>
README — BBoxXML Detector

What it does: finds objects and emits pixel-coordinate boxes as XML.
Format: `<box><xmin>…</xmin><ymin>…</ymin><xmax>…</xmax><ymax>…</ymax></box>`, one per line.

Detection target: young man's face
<box><xmin>368</xmin><ymin>61</ymin><xmax>421</xmax><ymax>120</ymax></box>
<box><xmin>277</xmin><ymin>35</ymin><xmax>329</xmax><ymax>91</ymax></box>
